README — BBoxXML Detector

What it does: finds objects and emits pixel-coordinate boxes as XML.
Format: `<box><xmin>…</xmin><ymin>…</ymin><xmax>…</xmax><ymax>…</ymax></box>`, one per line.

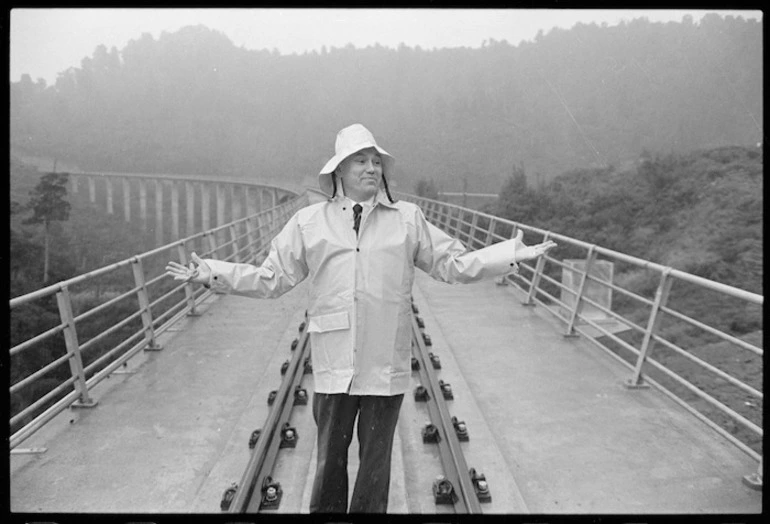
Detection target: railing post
<box><xmin>229</xmin><ymin>223</ymin><xmax>240</xmax><ymax>262</ymax></box>
<box><xmin>255</xmin><ymin>213</ymin><xmax>269</xmax><ymax>263</ymax></box>
<box><xmin>522</xmin><ymin>230</ymin><xmax>550</xmax><ymax>306</ymax></box>
<box><xmin>131</xmin><ymin>257</ymin><xmax>162</xmax><ymax>351</ymax></box>
<box><xmin>441</xmin><ymin>204</ymin><xmax>450</xmax><ymax>230</ymax></box>
<box><xmin>742</xmin><ymin>457</ymin><xmax>763</xmax><ymax>491</ymax></box>
<box><xmin>484</xmin><ymin>218</ymin><xmax>497</xmax><ymax>247</ymax></box>
<box><xmin>245</xmin><ymin>216</ymin><xmax>257</xmax><ymax>264</ymax></box>
<box><xmin>626</xmin><ymin>267</ymin><xmax>673</xmax><ymax>388</ymax></box>
<box><xmin>468</xmin><ymin>212</ymin><xmax>480</xmax><ymax>248</ymax></box>
<box><xmin>56</xmin><ymin>287</ymin><xmax>97</xmax><ymax>408</ymax></box>
<box><xmin>176</xmin><ymin>244</ymin><xmax>200</xmax><ymax>317</ymax></box>
<box><xmin>452</xmin><ymin>207</ymin><xmax>461</xmax><ymax>236</ymax></box>
<box><xmin>206</xmin><ymin>231</ymin><xmax>219</xmax><ymax>260</ymax></box>
<box><xmin>564</xmin><ymin>245</ymin><xmax>598</xmax><ymax>336</ymax></box>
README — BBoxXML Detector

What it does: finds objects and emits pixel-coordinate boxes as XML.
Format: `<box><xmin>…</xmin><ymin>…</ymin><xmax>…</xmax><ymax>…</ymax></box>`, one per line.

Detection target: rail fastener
<box><xmin>433</xmin><ymin>475</ymin><xmax>458</xmax><ymax>505</ymax></box>
<box><xmin>452</xmin><ymin>416</ymin><xmax>469</xmax><ymax>441</ymax></box>
<box><xmin>416</xmin><ymin>316</ymin><xmax>425</xmax><ymax>328</ymax></box>
<box><xmin>429</xmin><ymin>352</ymin><xmax>442</xmax><ymax>369</ymax></box>
<box><xmin>293</xmin><ymin>385</ymin><xmax>308</xmax><ymax>406</ymax></box>
<box><xmin>290</xmin><ymin>338</ymin><xmax>299</xmax><ymax>351</ymax></box>
<box><xmin>267</xmin><ymin>390</ymin><xmax>277</xmax><ymax>406</ymax></box>
<box><xmin>280</xmin><ymin>360</ymin><xmax>290</xmax><ymax>376</ymax></box>
<box><xmin>303</xmin><ymin>357</ymin><xmax>313</xmax><ymax>374</ymax></box>
<box><xmin>259</xmin><ymin>476</ymin><xmax>283</xmax><ymax>510</ymax></box>
<box><xmin>220</xmin><ymin>482</ymin><xmax>238</xmax><ymax>511</ymax></box>
<box><xmin>298</xmin><ymin>321</ymin><xmax>306</xmax><ymax>332</ymax></box>
<box><xmin>411</xmin><ymin>303</ymin><xmax>419</xmax><ymax>314</ymax></box>
<box><xmin>279</xmin><ymin>423</ymin><xmax>298</xmax><ymax>448</ymax></box>
<box><xmin>248</xmin><ymin>429</ymin><xmax>261</xmax><ymax>449</ymax></box>
<box><xmin>411</xmin><ymin>357</ymin><xmax>420</xmax><ymax>371</ymax></box>
<box><xmin>422</xmin><ymin>333</ymin><xmax>432</xmax><ymax>346</ymax></box>
<box><xmin>422</xmin><ymin>423</ymin><xmax>441</xmax><ymax>443</ymax></box>
<box><xmin>469</xmin><ymin>468</ymin><xmax>492</xmax><ymax>502</ymax></box>
<box><xmin>414</xmin><ymin>385</ymin><xmax>430</xmax><ymax>402</ymax></box>
<box><xmin>439</xmin><ymin>380</ymin><xmax>454</xmax><ymax>400</ymax></box>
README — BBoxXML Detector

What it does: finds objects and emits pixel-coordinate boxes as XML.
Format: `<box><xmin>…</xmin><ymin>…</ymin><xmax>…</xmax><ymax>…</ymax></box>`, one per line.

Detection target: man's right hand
<box><xmin>165</xmin><ymin>252</ymin><xmax>211</xmax><ymax>284</ymax></box>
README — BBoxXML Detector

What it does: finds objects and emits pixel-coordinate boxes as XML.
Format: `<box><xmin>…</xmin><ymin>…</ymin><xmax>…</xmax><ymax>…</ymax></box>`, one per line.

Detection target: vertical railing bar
<box><xmin>523</xmin><ymin>231</ymin><xmax>551</xmax><ymax>306</ymax></box>
<box><xmin>627</xmin><ymin>267</ymin><xmax>674</xmax><ymax>388</ymax></box>
<box><xmin>176</xmin><ymin>243</ymin><xmax>200</xmax><ymax>317</ymax></box>
<box><xmin>484</xmin><ymin>217</ymin><xmax>497</xmax><ymax>247</ymax></box>
<box><xmin>229</xmin><ymin>223</ymin><xmax>240</xmax><ymax>263</ymax></box>
<box><xmin>131</xmin><ymin>257</ymin><xmax>162</xmax><ymax>351</ymax></box>
<box><xmin>742</xmin><ymin>457</ymin><xmax>763</xmax><ymax>491</ymax></box>
<box><xmin>469</xmin><ymin>212</ymin><xmax>480</xmax><ymax>247</ymax></box>
<box><xmin>564</xmin><ymin>245</ymin><xmax>597</xmax><ymax>336</ymax></box>
<box><xmin>206</xmin><ymin>231</ymin><xmax>219</xmax><ymax>260</ymax></box>
<box><xmin>56</xmin><ymin>287</ymin><xmax>97</xmax><ymax>408</ymax></box>
<box><xmin>245</xmin><ymin>216</ymin><xmax>257</xmax><ymax>264</ymax></box>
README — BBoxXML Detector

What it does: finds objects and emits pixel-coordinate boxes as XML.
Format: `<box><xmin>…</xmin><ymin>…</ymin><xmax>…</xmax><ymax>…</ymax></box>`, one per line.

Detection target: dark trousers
<box><xmin>309</xmin><ymin>392</ymin><xmax>404</xmax><ymax>513</ymax></box>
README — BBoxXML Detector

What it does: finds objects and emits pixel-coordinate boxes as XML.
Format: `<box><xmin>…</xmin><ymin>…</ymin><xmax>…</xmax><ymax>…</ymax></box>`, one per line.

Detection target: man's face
<box><xmin>336</xmin><ymin>147</ymin><xmax>383</xmax><ymax>202</ymax></box>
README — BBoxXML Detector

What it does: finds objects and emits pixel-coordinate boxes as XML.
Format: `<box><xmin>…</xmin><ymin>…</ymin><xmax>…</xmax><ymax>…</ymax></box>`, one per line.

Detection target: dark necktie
<box><xmin>353</xmin><ymin>204</ymin><xmax>363</xmax><ymax>237</ymax></box>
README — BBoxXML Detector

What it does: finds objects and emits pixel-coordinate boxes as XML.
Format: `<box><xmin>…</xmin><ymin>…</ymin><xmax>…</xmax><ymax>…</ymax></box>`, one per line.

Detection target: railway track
<box><xmin>220</xmin><ymin>298</ymin><xmax>497</xmax><ymax>514</ymax></box>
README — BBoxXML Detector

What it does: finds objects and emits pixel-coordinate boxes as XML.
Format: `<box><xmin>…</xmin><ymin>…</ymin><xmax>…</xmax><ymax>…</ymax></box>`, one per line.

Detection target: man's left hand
<box><xmin>513</xmin><ymin>229</ymin><xmax>557</xmax><ymax>262</ymax></box>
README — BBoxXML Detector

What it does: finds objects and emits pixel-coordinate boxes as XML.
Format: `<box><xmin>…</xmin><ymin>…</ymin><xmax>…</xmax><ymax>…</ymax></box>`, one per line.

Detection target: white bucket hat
<box><xmin>318</xmin><ymin>123</ymin><xmax>395</xmax><ymax>197</ymax></box>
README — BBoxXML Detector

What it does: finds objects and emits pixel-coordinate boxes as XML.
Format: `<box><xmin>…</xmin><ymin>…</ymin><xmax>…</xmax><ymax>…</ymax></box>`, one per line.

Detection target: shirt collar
<box><xmin>332</xmin><ymin>189</ymin><xmax>398</xmax><ymax>210</ymax></box>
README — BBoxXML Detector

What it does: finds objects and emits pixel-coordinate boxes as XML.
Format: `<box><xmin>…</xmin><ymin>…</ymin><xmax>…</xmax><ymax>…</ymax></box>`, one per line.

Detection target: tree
<box><xmin>495</xmin><ymin>163</ymin><xmax>539</xmax><ymax>223</ymax></box>
<box><xmin>23</xmin><ymin>172</ymin><xmax>71</xmax><ymax>283</ymax></box>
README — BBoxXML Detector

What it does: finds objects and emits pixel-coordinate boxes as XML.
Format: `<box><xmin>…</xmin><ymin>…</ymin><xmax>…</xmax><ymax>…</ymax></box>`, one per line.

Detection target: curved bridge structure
<box><xmin>68</xmin><ymin>170</ymin><xmax>300</xmax><ymax>246</ymax></box>
<box><xmin>9</xmin><ymin>172</ymin><xmax>763</xmax><ymax>515</ymax></box>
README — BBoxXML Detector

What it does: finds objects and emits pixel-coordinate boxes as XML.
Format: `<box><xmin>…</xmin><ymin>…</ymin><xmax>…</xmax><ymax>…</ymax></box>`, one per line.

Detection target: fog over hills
<box><xmin>10</xmin><ymin>14</ymin><xmax>762</xmax><ymax>194</ymax></box>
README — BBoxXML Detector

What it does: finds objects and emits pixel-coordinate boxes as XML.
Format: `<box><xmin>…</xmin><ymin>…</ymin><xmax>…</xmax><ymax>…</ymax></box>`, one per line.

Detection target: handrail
<box><xmin>398</xmin><ymin>192</ymin><xmax>763</xmax><ymax>462</ymax></box>
<box><xmin>9</xmin><ymin>193</ymin><xmax>309</xmax><ymax>450</ymax></box>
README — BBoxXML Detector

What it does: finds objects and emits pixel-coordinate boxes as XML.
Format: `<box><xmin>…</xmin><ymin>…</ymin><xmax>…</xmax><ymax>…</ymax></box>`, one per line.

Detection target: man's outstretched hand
<box><xmin>513</xmin><ymin>230</ymin><xmax>557</xmax><ymax>262</ymax></box>
<box><xmin>165</xmin><ymin>252</ymin><xmax>211</xmax><ymax>284</ymax></box>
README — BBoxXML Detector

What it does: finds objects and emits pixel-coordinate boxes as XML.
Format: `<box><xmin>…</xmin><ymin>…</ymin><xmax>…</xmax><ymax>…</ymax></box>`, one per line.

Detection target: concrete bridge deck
<box><xmin>9</xmin><ymin>270</ymin><xmax>761</xmax><ymax>515</ymax></box>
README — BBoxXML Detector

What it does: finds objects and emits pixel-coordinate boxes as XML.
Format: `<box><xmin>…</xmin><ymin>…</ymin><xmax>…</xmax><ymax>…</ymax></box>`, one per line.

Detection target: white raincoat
<box><xmin>204</xmin><ymin>191</ymin><xmax>519</xmax><ymax>396</ymax></box>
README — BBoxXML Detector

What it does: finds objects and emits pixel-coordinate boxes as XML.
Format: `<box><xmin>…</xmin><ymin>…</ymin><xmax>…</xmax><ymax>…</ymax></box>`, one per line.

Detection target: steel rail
<box><xmin>410</xmin><ymin>308</ymin><xmax>483</xmax><ymax>514</ymax></box>
<box><xmin>228</xmin><ymin>319</ymin><xmax>310</xmax><ymax>513</ymax></box>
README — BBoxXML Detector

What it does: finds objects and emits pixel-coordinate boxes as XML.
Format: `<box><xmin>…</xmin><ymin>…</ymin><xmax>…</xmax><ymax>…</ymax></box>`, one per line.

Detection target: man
<box><xmin>166</xmin><ymin>123</ymin><xmax>556</xmax><ymax>513</ymax></box>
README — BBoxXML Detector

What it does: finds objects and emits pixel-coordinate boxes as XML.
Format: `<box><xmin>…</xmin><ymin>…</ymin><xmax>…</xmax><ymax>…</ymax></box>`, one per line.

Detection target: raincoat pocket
<box><xmin>307</xmin><ymin>311</ymin><xmax>350</xmax><ymax>333</ymax></box>
<box><xmin>308</xmin><ymin>311</ymin><xmax>352</xmax><ymax>371</ymax></box>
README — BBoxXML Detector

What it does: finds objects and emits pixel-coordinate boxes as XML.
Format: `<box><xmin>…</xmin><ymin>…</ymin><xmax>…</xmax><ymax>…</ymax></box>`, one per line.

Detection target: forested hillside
<box><xmin>494</xmin><ymin>145</ymin><xmax>763</xmax><ymax>295</ymax></box>
<box><xmin>10</xmin><ymin>13</ymin><xmax>762</xmax><ymax>194</ymax></box>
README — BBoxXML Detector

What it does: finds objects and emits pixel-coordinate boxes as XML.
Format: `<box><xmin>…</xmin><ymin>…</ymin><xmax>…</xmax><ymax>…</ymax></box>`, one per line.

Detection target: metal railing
<box><xmin>398</xmin><ymin>193</ymin><xmax>763</xmax><ymax>463</ymax></box>
<box><xmin>10</xmin><ymin>187</ymin><xmax>763</xmax><ymax>472</ymax></box>
<box><xmin>9</xmin><ymin>193</ymin><xmax>308</xmax><ymax>450</ymax></box>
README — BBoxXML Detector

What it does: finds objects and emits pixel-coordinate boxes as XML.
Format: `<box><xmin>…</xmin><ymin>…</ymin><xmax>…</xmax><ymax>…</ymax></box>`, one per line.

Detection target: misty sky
<box><xmin>10</xmin><ymin>8</ymin><xmax>762</xmax><ymax>86</ymax></box>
